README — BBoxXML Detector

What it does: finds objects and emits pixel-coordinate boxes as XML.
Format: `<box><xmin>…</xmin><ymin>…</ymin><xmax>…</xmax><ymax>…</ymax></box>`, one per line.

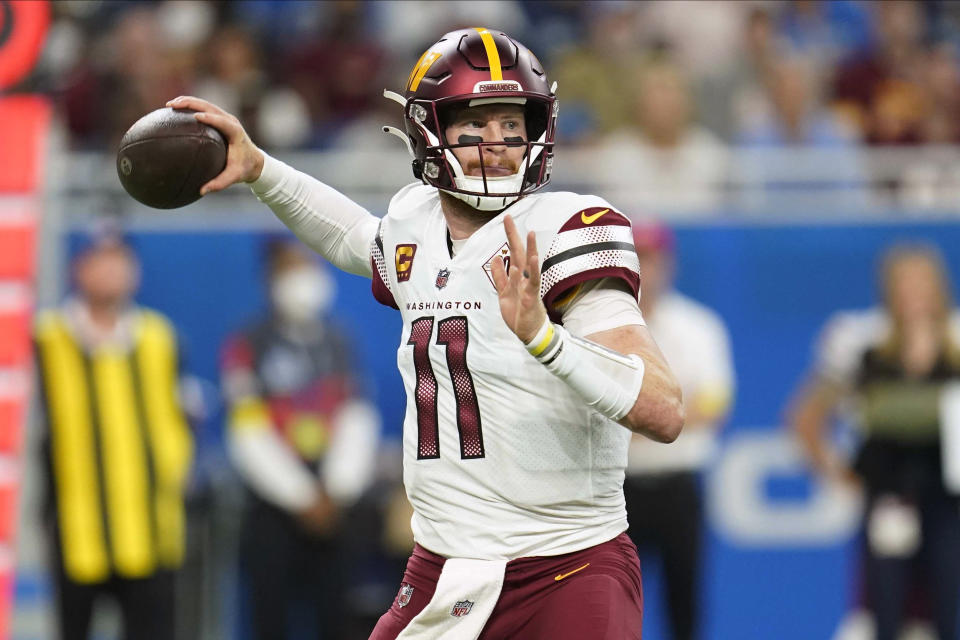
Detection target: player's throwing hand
<box><xmin>165</xmin><ymin>96</ymin><xmax>265</xmax><ymax>195</ymax></box>
<box><xmin>490</xmin><ymin>214</ymin><xmax>548</xmax><ymax>343</ymax></box>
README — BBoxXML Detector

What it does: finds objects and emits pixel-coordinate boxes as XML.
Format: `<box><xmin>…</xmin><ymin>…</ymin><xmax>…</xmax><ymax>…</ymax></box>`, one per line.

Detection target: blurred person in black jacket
<box><xmin>34</xmin><ymin>231</ymin><xmax>193</xmax><ymax>640</ymax></box>
<box><xmin>221</xmin><ymin>238</ymin><xmax>380</xmax><ymax>640</ymax></box>
<box><xmin>789</xmin><ymin>244</ymin><xmax>960</xmax><ymax>640</ymax></box>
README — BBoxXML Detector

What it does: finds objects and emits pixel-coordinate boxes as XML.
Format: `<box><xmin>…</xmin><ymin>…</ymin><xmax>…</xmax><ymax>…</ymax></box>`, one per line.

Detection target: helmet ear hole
<box><xmin>524</xmin><ymin>102</ymin><xmax>548</xmax><ymax>141</ymax></box>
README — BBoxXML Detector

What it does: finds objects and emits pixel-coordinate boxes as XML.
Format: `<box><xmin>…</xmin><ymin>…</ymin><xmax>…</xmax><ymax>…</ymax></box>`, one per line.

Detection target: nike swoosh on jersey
<box><xmin>580</xmin><ymin>209</ymin><xmax>609</xmax><ymax>224</ymax></box>
<box><xmin>554</xmin><ymin>562</ymin><xmax>590</xmax><ymax>581</ymax></box>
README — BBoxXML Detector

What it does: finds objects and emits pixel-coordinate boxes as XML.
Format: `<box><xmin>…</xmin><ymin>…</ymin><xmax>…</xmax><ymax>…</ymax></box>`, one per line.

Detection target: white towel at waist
<box><xmin>396</xmin><ymin>558</ymin><xmax>507</xmax><ymax>640</ymax></box>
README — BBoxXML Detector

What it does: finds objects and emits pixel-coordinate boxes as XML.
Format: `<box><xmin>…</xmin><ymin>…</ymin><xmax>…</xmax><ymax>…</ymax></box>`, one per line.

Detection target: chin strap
<box><xmin>444</xmin><ymin>174</ymin><xmax>524</xmax><ymax>211</ymax></box>
<box><xmin>441</xmin><ymin>189</ymin><xmax>516</xmax><ymax>212</ymax></box>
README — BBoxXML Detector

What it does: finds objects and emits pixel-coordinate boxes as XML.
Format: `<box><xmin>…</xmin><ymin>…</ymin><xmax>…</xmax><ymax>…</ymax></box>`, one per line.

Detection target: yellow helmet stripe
<box><xmin>406</xmin><ymin>50</ymin><xmax>430</xmax><ymax>90</ymax></box>
<box><xmin>408</xmin><ymin>51</ymin><xmax>442</xmax><ymax>92</ymax></box>
<box><xmin>473</xmin><ymin>27</ymin><xmax>503</xmax><ymax>81</ymax></box>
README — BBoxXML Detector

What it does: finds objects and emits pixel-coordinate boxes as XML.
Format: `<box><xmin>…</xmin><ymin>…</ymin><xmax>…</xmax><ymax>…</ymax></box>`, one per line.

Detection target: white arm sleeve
<box><xmin>561</xmin><ymin>278</ymin><xmax>646</xmax><ymax>337</ymax></box>
<box><xmin>525</xmin><ymin>319</ymin><xmax>645</xmax><ymax>422</ymax></box>
<box><xmin>322</xmin><ymin>400</ymin><xmax>380</xmax><ymax>506</ymax></box>
<box><xmin>227</xmin><ymin>426</ymin><xmax>319</xmax><ymax>513</ymax></box>
<box><xmin>249</xmin><ymin>153</ymin><xmax>380</xmax><ymax>277</ymax></box>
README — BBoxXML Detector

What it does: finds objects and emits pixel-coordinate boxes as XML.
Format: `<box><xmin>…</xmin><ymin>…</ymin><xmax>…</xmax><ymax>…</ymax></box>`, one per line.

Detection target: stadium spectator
<box><xmin>368</xmin><ymin>1</ymin><xmax>528</xmax><ymax>69</ymax></box>
<box><xmin>697</xmin><ymin>6</ymin><xmax>782</xmax><ymax>142</ymax></box>
<box><xmin>917</xmin><ymin>42</ymin><xmax>960</xmax><ymax>145</ymax></box>
<box><xmin>193</xmin><ymin>25</ymin><xmax>266</xmax><ymax>138</ymax></box>
<box><xmin>734</xmin><ymin>54</ymin><xmax>867</xmax><ymax>212</ymax></box>
<box><xmin>831</xmin><ymin>0</ymin><xmax>927</xmax><ymax>145</ymax></box>
<box><xmin>776</xmin><ymin>0</ymin><xmax>873</xmax><ymax>70</ymax></box>
<box><xmin>789</xmin><ymin>244</ymin><xmax>960</xmax><ymax>640</ymax></box>
<box><xmin>33</xmin><ymin>231</ymin><xmax>193</xmax><ymax>640</ymax></box>
<box><xmin>624</xmin><ymin>222</ymin><xmax>735</xmax><ymax>640</ymax></box>
<box><xmin>591</xmin><ymin>58</ymin><xmax>729</xmax><ymax>217</ymax></box>
<box><xmin>738</xmin><ymin>55</ymin><xmax>859</xmax><ymax>147</ymax></box>
<box><xmin>277</xmin><ymin>3</ymin><xmax>386</xmax><ymax>146</ymax></box>
<box><xmin>551</xmin><ymin>3</ymin><xmax>649</xmax><ymax>141</ymax></box>
<box><xmin>221</xmin><ymin>238</ymin><xmax>380</xmax><ymax>640</ymax></box>
<box><xmin>61</xmin><ymin>6</ymin><xmax>188</xmax><ymax>149</ymax></box>
<box><xmin>896</xmin><ymin>42</ymin><xmax>960</xmax><ymax>209</ymax></box>
<box><xmin>636</xmin><ymin>0</ymin><xmax>751</xmax><ymax>85</ymax></box>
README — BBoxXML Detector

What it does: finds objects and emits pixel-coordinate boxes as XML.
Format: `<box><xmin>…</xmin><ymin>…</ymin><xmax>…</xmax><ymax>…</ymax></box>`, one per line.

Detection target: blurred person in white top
<box><xmin>624</xmin><ymin>222</ymin><xmax>735</xmax><ymax>640</ymax></box>
<box><xmin>789</xmin><ymin>245</ymin><xmax>960</xmax><ymax>640</ymax></box>
<box><xmin>591</xmin><ymin>58</ymin><xmax>729</xmax><ymax>218</ymax></box>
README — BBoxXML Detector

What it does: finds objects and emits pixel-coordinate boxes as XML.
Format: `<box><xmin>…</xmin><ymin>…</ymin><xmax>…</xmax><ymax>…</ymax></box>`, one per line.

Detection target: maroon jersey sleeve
<box><xmin>539</xmin><ymin>207</ymin><xmax>640</xmax><ymax>323</ymax></box>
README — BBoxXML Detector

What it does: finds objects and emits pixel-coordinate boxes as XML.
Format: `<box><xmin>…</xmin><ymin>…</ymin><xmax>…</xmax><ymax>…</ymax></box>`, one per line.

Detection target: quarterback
<box><xmin>169</xmin><ymin>28</ymin><xmax>682</xmax><ymax>640</ymax></box>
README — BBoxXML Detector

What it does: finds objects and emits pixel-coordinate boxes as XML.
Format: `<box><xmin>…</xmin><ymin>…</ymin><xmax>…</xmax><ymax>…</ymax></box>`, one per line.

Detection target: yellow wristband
<box><xmin>528</xmin><ymin>323</ymin><xmax>555</xmax><ymax>357</ymax></box>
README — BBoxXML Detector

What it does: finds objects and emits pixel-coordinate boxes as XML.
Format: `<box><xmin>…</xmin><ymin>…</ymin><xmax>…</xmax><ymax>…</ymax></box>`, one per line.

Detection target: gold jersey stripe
<box><xmin>474</xmin><ymin>28</ymin><xmax>503</xmax><ymax>81</ymax></box>
<box><xmin>94</xmin><ymin>348</ymin><xmax>154</xmax><ymax>578</ymax></box>
<box><xmin>37</xmin><ymin>317</ymin><xmax>110</xmax><ymax>583</ymax></box>
<box><xmin>137</xmin><ymin>312</ymin><xmax>192</xmax><ymax>566</ymax></box>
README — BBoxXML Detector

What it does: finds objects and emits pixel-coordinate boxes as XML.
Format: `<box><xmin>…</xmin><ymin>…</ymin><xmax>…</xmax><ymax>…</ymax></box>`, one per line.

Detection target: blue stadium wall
<box><xmin>68</xmin><ymin>220</ymin><xmax>960</xmax><ymax>640</ymax></box>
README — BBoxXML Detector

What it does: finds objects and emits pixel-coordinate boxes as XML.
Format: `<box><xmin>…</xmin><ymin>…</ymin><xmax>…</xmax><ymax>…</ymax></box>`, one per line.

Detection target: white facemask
<box><xmin>271</xmin><ymin>265</ymin><xmax>334</xmax><ymax>323</ymax></box>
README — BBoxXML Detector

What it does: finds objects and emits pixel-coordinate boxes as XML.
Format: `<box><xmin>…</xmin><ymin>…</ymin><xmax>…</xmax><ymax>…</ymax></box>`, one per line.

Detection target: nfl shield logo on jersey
<box><xmin>436</xmin><ymin>268</ymin><xmax>451</xmax><ymax>290</ymax></box>
<box><xmin>450</xmin><ymin>600</ymin><xmax>474</xmax><ymax>617</ymax></box>
<box><xmin>397</xmin><ymin>583</ymin><xmax>414</xmax><ymax>608</ymax></box>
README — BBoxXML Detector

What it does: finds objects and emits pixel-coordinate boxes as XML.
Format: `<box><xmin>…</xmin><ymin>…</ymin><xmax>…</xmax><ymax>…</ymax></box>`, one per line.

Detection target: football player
<box><xmin>168</xmin><ymin>27</ymin><xmax>683</xmax><ymax>640</ymax></box>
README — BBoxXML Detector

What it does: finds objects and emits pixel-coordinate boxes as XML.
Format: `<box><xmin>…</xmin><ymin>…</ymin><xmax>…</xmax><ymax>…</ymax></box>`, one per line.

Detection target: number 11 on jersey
<box><xmin>407</xmin><ymin>316</ymin><xmax>485</xmax><ymax>460</ymax></box>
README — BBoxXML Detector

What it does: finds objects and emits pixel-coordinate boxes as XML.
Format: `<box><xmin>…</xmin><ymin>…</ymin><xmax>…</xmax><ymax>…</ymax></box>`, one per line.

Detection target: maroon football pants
<box><xmin>369</xmin><ymin>532</ymin><xmax>643</xmax><ymax>640</ymax></box>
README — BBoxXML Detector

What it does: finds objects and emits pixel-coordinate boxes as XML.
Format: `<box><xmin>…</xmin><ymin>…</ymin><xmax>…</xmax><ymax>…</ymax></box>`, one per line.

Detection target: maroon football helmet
<box><xmin>383</xmin><ymin>28</ymin><xmax>558</xmax><ymax>211</ymax></box>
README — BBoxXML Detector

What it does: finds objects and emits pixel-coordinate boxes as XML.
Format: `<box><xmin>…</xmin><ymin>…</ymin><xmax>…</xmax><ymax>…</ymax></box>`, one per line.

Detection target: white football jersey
<box><xmin>370</xmin><ymin>183</ymin><xmax>641</xmax><ymax>560</ymax></box>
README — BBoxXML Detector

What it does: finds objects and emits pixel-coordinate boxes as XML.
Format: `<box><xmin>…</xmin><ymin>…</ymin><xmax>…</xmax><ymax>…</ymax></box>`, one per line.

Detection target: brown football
<box><xmin>117</xmin><ymin>107</ymin><xmax>227</xmax><ymax>209</ymax></box>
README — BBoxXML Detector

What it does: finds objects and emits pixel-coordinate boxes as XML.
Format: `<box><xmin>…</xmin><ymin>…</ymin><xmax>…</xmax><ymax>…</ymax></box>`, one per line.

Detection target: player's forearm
<box><xmin>523</xmin><ymin>320</ymin><xmax>683</xmax><ymax>441</ymax></box>
<box><xmin>250</xmin><ymin>153</ymin><xmax>378</xmax><ymax>277</ymax></box>
<box><xmin>586</xmin><ymin>325</ymin><xmax>684</xmax><ymax>442</ymax></box>
<box><xmin>620</xmin><ymin>352</ymin><xmax>685</xmax><ymax>442</ymax></box>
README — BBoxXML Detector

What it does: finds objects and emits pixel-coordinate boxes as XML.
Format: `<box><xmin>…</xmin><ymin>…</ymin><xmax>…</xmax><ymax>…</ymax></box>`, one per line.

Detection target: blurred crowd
<box><xmin>19</xmin><ymin>0</ymin><xmax>960</xmax><ymax>214</ymax></box>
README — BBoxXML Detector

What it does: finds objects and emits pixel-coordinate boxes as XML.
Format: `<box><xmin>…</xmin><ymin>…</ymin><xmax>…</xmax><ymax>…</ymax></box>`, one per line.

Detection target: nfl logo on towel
<box><xmin>436</xmin><ymin>268</ymin><xmax>450</xmax><ymax>290</ymax></box>
<box><xmin>450</xmin><ymin>600</ymin><xmax>474</xmax><ymax>617</ymax></box>
<box><xmin>397</xmin><ymin>584</ymin><xmax>414</xmax><ymax>608</ymax></box>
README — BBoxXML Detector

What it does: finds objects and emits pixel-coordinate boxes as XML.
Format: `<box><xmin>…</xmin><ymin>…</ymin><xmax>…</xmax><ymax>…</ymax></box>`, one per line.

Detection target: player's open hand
<box><xmin>165</xmin><ymin>96</ymin><xmax>265</xmax><ymax>195</ymax></box>
<box><xmin>491</xmin><ymin>215</ymin><xmax>548</xmax><ymax>343</ymax></box>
